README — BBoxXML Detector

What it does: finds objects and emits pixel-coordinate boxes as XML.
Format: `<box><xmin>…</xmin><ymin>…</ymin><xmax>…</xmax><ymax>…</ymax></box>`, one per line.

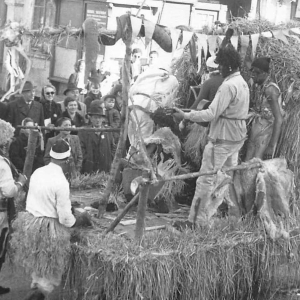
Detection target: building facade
<box><xmin>0</xmin><ymin>0</ymin><xmax>228</xmax><ymax>95</ymax></box>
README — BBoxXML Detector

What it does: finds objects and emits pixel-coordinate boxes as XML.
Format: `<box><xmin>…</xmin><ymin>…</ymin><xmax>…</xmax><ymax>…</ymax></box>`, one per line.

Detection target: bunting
<box><xmin>231</xmin><ymin>36</ymin><xmax>239</xmax><ymax>50</ymax></box>
<box><xmin>240</xmin><ymin>35</ymin><xmax>250</xmax><ymax>61</ymax></box>
<box><xmin>129</xmin><ymin>15</ymin><xmax>300</xmax><ymax>65</ymax></box>
<box><xmin>170</xmin><ymin>28</ymin><xmax>181</xmax><ymax>53</ymax></box>
<box><xmin>130</xmin><ymin>16</ymin><xmax>142</xmax><ymax>43</ymax></box>
<box><xmin>143</xmin><ymin>19</ymin><xmax>156</xmax><ymax>49</ymax></box>
<box><xmin>251</xmin><ymin>33</ymin><xmax>260</xmax><ymax>58</ymax></box>
<box><xmin>207</xmin><ymin>36</ymin><xmax>219</xmax><ymax>55</ymax></box>
<box><xmin>177</xmin><ymin>31</ymin><xmax>194</xmax><ymax>50</ymax></box>
<box><xmin>196</xmin><ymin>34</ymin><xmax>208</xmax><ymax>72</ymax></box>
<box><xmin>273</xmin><ymin>30</ymin><xmax>289</xmax><ymax>44</ymax></box>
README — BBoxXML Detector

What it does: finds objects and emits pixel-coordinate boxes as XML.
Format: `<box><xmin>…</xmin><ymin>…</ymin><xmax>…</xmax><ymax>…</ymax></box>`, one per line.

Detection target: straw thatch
<box><xmin>58</xmin><ymin>217</ymin><xmax>300</xmax><ymax>300</ymax></box>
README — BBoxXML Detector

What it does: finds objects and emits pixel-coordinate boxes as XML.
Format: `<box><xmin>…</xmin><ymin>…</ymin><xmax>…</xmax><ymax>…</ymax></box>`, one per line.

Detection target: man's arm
<box><xmin>264</xmin><ymin>85</ymin><xmax>283</xmax><ymax>159</ymax></box>
<box><xmin>56</xmin><ymin>182</ymin><xmax>76</xmax><ymax>227</ymax></box>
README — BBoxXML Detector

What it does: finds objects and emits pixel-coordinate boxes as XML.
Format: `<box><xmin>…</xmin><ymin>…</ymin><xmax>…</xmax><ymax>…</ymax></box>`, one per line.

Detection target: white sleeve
<box><xmin>56</xmin><ymin>181</ymin><xmax>76</xmax><ymax>227</ymax></box>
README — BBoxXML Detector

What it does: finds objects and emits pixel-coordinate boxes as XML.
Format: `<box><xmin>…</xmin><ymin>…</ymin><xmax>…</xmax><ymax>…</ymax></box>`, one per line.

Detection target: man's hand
<box><xmin>263</xmin><ymin>145</ymin><xmax>275</xmax><ymax>160</ymax></box>
<box><xmin>165</xmin><ymin>107</ymin><xmax>185</xmax><ymax>122</ymax></box>
<box><xmin>73</xmin><ymin>211</ymin><xmax>92</xmax><ymax>227</ymax></box>
<box><xmin>17</xmin><ymin>173</ymin><xmax>27</xmax><ymax>186</ymax></box>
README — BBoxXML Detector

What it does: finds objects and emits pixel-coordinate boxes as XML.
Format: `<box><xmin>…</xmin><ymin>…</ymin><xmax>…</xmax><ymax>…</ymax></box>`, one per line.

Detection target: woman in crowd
<box><xmin>9</xmin><ymin>117</ymin><xmax>44</xmax><ymax>173</ymax></box>
<box><xmin>44</xmin><ymin>117</ymin><xmax>82</xmax><ymax>178</ymax></box>
<box><xmin>112</xmin><ymin>84</ymin><xmax>122</xmax><ymax>113</ymax></box>
<box><xmin>62</xmin><ymin>97</ymin><xmax>85</xmax><ymax>129</ymax></box>
<box><xmin>39</xmin><ymin>84</ymin><xmax>62</xmax><ymax>141</ymax></box>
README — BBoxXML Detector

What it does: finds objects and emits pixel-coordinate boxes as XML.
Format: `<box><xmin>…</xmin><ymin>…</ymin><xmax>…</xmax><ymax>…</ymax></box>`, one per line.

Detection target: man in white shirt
<box><xmin>11</xmin><ymin>140</ymin><xmax>91</xmax><ymax>300</ymax></box>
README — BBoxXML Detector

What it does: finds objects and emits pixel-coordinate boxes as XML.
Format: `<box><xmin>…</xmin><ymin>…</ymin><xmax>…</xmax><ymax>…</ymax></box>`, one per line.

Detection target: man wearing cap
<box><xmin>10</xmin><ymin>139</ymin><xmax>91</xmax><ymax>300</ymax></box>
<box><xmin>171</xmin><ymin>46</ymin><xmax>249</xmax><ymax>230</ymax></box>
<box><xmin>79</xmin><ymin>100</ymin><xmax>115</xmax><ymax>174</ymax></box>
<box><xmin>246</xmin><ymin>57</ymin><xmax>283</xmax><ymax>160</ymax></box>
<box><xmin>190</xmin><ymin>56</ymin><xmax>224</xmax><ymax>110</ymax></box>
<box><xmin>60</xmin><ymin>83</ymin><xmax>87</xmax><ymax>122</ymax></box>
<box><xmin>6</xmin><ymin>81</ymin><xmax>44</xmax><ymax>135</ymax></box>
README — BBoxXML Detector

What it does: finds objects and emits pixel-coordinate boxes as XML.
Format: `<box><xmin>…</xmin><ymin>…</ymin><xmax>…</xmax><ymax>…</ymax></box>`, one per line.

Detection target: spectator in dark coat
<box><xmin>9</xmin><ymin>118</ymin><xmax>44</xmax><ymax>173</ymax></box>
<box><xmin>39</xmin><ymin>84</ymin><xmax>62</xmax><ymax>142</ymax></box>
<box><xmin>79</xmin><ymin>101</ymin><xmax>115</xmax><ymax>174</ymax></box>
<box><xmin>103</xmin><ymin>95</ymin><xmax>121</xmax><ymax>144</ymax></box>
<box><xmin>6</xmin><ymin>81</ymin><xmax>44</xmax><ymax>136</ymax></box>
<box><xmin>0</xmin><ymin>102</ymin><xmax>8</xmax><ymax>120</ymax></box>
<box><xmin>44</xmin><ymin>117</ymin><xmax>83</xmax><ymax>178</ymax></box>
<box><xmin>84</xmin><ymin>71</ymin><xmax>102</xmax><ymax>112</ymax></box>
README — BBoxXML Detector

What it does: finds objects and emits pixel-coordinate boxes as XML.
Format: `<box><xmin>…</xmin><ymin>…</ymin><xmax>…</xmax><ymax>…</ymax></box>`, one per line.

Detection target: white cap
<box><xmin>206</xmin><ymin>56</ymin><xmax>219</xmax><ymax>69</ymax></box>
<box><xmin>50</xmin><ymin>140</ymin><xmax>71</xmax><ymax>160</ymax></box>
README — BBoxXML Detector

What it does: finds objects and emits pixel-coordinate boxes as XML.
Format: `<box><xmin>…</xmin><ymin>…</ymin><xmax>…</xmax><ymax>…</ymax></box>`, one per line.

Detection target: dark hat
<box><xmin>87</xmin><ymin>100</ymin><xmax>106</xmax><ymax>117</ymax></box>
<box><xmin>64</xmin><ymin>83</ymin><xmax>81</xmax><ymax>95</ymax></box>
<box><xmin>50</xmin><ymin>139</ymin><xmax>71</xmax><ymax>160</ymax></box>
<box><xmin>88</xmin><ymin>69</ymin><xmax>101</xmax><ymax>85</ymax></box>
<box><xmin>251</xmin><ymin>57</ymin><xmax>271</xmax><ymax>73</ymax></box>
<box><xmin>22</xmin><ymin>81</ymin><xmax>37</xmax><ymax>92</ymax></box>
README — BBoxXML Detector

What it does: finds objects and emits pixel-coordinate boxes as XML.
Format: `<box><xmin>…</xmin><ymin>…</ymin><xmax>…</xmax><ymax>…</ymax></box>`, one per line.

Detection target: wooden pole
<box><xmin>105</xmin><ymin>192</ymin><xmax>139</xmax><ymax>234</ymax></box>
<box><xmin>135</xmin><ymin>171</ymin><xmax>150</xmax><ymax>244</ymax></box>
<box><xmin>17</xmin><ymin>126</ymin><xmax>120</xmax><ymax>132</ymax></box>
<box><xmin>97</xmin><ymin>40</ymin><xmax>132</xmax><ymax>217</ymax></box>
<box><xmin>153</xmin><ymin>161</ymin><xmax>262</xmax><ymax>184</ymax></box>
<box><xmin>23</xmin><ymin>129</ymin><xmax>39</xmax><ymax>179</ymax></box>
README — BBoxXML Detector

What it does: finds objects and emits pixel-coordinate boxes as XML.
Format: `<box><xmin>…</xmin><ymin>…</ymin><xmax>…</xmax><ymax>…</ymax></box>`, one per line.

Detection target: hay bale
<box><xmin>60</xmin><ymin>219</ymin><xmax>300</xmax><ymax>300</ymax></box>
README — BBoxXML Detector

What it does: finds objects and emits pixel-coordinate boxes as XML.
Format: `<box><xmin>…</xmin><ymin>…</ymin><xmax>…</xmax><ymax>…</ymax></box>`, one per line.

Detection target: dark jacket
<box><xmin>39</xmin><ymin>99</ymin><xmax>62</xmax><ymax>125</ymax></box>
<box><xmin>84</xmin><ymin>92</ymin><xmax>102</xmax><ymax>113</ymax></box>
<box><xmin>44</xmin><ymin>135</ymin><xmax>83</xmax><ymax>175</ymax></box>
<box><xmin>106</xmin><ymin>108</ymin><xmax>121</xmax><ymax>143</ymax></box>
<box><xmin>62</xmin><ymin>110</ymin><xmax>85</xmax><ymax>128</ymax></box>
<box><xmin>106</xmin><ymin>108</ymin><xmax>121</xmax><ymax>129</ymax></box>
<box><xmin>9</xmin><ymin>132</ymin><xmax>44</xmax><ymax>173</ymax></box>
<box><xmin>6</xmin><ymin>97</ymin><xmax>44</xmax><ymax>135</ymax></box>
<box><xmin>0</xmin><ymin>102</ymin><xmax>8</xmax><ymax>120</ymax></box>
<box><xmin>78</xmin><ymin>126</ymin><xmax>115</xmax><ymax>174</ymax></box>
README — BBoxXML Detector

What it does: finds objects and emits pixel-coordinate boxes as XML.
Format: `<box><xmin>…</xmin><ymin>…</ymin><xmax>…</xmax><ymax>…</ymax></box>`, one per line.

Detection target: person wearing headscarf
<box><xmin>171</xmin><ymin>45</ymin><xmax>250</xmax><ymax>230</ymax></box>
<box><xmin>0</xmin><ymin>120</ymin><xmax>27</xmax><ymax>295</ymax></box>
<box><xmin>245</xmin><ymin>57</ymin><xmax>284</xmax><ymax>160</ymax></box>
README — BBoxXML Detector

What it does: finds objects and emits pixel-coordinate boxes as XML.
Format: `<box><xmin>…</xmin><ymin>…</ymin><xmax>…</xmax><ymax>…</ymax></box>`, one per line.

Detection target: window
<box><xmin>32</xmin><ymin>0</ymin><xmax>47</xmax><ymax>30</ymax></box>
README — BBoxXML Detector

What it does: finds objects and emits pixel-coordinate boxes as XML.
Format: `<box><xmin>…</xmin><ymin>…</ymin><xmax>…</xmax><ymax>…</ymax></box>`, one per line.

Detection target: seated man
<box><xmin>10</xmin><ymin>140</ymin><xmax>91</xmax><ymax>300</ymax></box>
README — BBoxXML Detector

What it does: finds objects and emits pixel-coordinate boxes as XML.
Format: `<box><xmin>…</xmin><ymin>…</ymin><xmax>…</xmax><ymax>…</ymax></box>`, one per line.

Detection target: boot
<box><xmin>23</xmin><ymin>290</ymin><xmax>45</xmax><ymax>300</ymax></box>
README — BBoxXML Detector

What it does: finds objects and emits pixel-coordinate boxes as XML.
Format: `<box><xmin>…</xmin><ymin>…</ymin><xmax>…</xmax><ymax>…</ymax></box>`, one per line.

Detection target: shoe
<box><xmin>0</xmin><ymin>286</ymin><xmax>10</xmax><ymax>295</ymax></box>
<box><xmin>172</xmin><ymin>220</ymin><xmax>195</xmax><ymax>231</ymax></box>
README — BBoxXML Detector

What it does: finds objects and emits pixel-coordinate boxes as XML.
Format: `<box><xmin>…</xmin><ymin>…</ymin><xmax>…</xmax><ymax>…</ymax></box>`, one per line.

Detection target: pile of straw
<box><xmin>70</xmin><ymin>172</ymin><xmax>109</xmax><ymax>190</ymax></box>
<box><xmin>60</xmin><ymin>218</ymin><xmax>300</xmax><ymax>300</ymax></box>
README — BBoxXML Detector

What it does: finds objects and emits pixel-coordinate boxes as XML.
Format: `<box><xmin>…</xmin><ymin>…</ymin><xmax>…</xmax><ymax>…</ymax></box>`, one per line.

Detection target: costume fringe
<box><xmin>184</xmin><ymin>124</ymin><xmax>208</xmax><ymax>168</ymax></box>
<box><xmin>10</xmin><ymin>212</ymin><xmax>71</xmax><ymax>278</ymax></box>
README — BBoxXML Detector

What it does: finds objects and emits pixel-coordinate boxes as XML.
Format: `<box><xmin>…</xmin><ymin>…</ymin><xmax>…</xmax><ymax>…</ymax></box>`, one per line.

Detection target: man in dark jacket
<box><xmin>79</xmin><ymin>101</ymin><xmax>115</xmax><ymax>174</ymax></box>
<box><xmin>6</xmin><ymin>81</ymin><xmax>44</xmax><ymax>135</ymax></box>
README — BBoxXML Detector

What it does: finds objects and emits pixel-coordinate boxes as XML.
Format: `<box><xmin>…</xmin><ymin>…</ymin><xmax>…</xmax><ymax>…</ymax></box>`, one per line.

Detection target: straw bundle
<box><xmin>59</xmin><ymin>218</ymin><xmax>300</xmax><ymax>300</ymax></box>
<box><xmin>70</xmin><ymin>172</ymin><xmax>109</xmax><ymax>190</ymax></box>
